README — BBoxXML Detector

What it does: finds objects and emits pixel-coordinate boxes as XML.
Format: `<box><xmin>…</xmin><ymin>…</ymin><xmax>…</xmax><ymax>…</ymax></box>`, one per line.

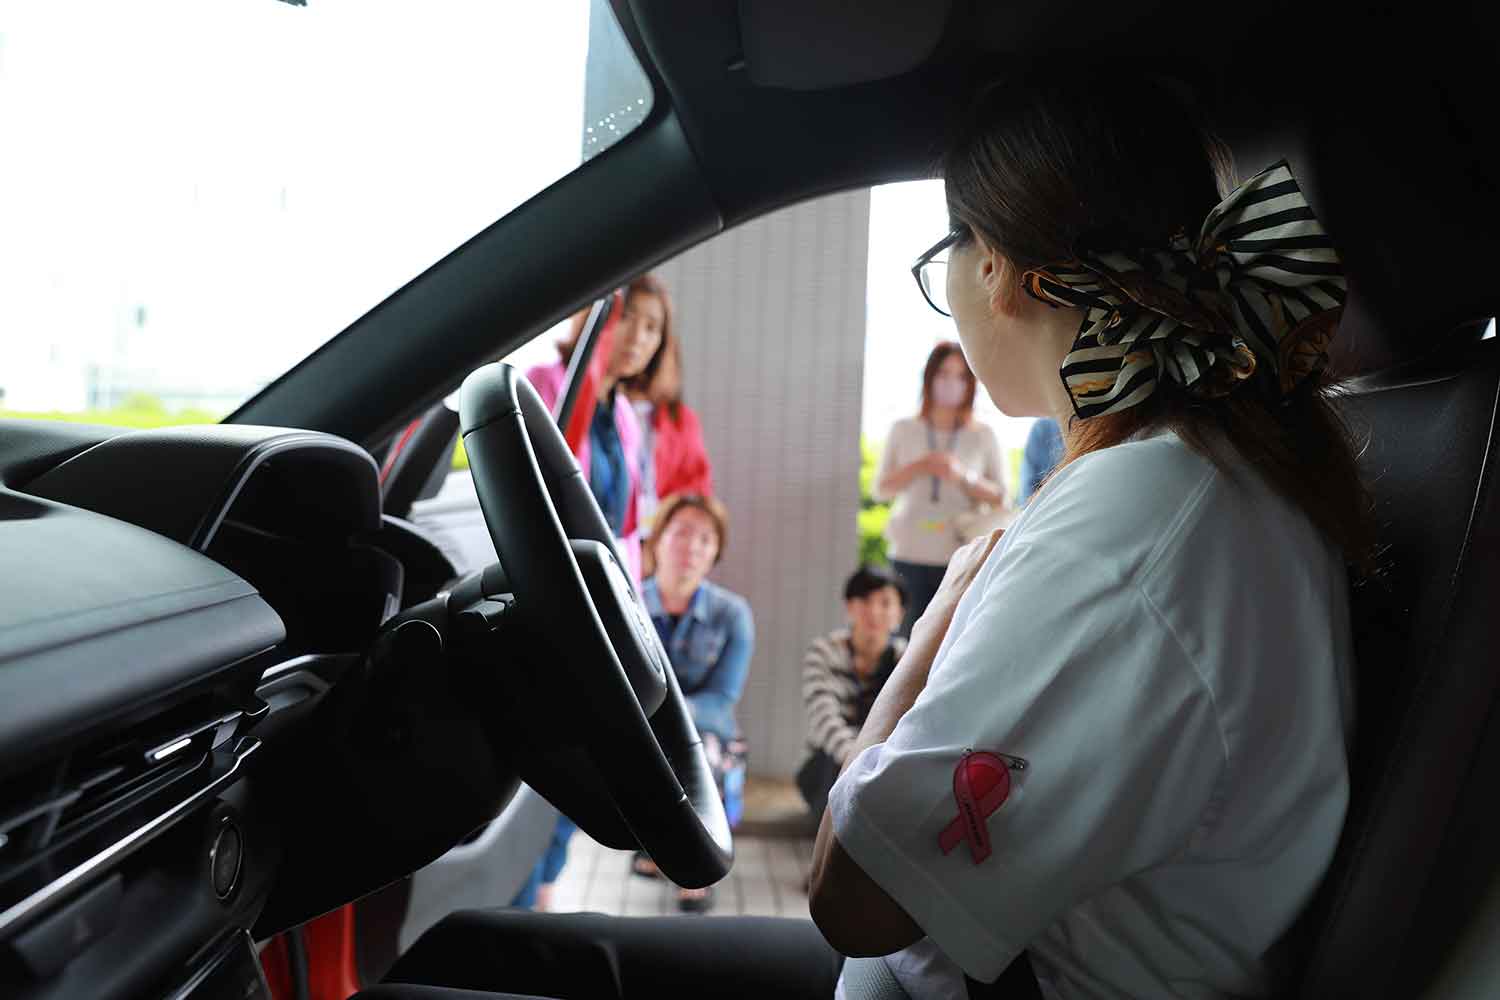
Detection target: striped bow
<box><xmin>1022</xmin><ymin>161</ymin><xmax>1346</xmax><ymax>420</ymax></box>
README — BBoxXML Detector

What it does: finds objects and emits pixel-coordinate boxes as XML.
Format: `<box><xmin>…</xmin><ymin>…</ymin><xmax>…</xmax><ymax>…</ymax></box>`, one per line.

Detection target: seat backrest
<box><xmin>1291</xmin><ymin>329</ymin><xmax>1500</xmax><ymax>995</ymax></box>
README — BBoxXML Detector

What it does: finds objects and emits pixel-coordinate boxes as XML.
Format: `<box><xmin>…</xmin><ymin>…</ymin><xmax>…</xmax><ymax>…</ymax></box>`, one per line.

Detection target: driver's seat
<box><xmin>1285</xmin><ymin>325</ymin><xmax>1500</xmax><ymax>996</ymax></box>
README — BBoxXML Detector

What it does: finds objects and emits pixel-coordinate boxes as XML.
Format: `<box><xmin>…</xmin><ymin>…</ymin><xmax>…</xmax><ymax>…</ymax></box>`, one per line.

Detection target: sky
<box><xmin>0</xmin><ymin>0</ymin><xmax>1036</xmax><ymax>447</ymax></box>
<box><xmin>0</xmin><ymin>0</ymin><xmax>591</xmax><ymax>408</ymax></box>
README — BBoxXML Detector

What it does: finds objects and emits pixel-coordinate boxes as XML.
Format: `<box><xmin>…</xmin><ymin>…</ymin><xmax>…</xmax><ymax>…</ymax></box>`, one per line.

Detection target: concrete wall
<box><xmin>653</xmin><ymin>190</ymin><xmax>871</xmax><ymax>779</ymax></box>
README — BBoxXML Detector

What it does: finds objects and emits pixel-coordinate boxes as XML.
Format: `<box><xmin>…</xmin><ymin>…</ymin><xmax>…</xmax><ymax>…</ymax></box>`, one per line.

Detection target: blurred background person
<box><xmin>512</xmin><ymin>277</ymin><xmax>667</xmax><ymax>911</ymax></box>
<box><xmin>619</xmin><ymin>277</ymin><xmax>714</xmax><ymax>576</ymax></box>
<box><xmin>636</xmin><ymin>492</ymin><xmax>753</xmax><ymax>912</ymax></box>
<box><xmin>873</xmin><ymin>341</ymin><xmax>1006</xmax><ymax>634</ymax></box>
<box><xmin>1018</xmin><ymin>416</ymin><xmax>1065</xmax><ymax>504</ymax></box>
<box><xmin>526</xmin><ymin>275</ymin><xmax>669</xmax><ymax>587</ymax></box>
<box><xmin>796</xmin><ymin>565</ymin><xmax>909</xmax><ymax>821</ymax></box>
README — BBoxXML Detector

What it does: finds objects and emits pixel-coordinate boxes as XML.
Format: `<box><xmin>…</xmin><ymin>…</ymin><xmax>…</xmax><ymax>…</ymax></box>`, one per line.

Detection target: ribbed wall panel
<box><xmin>653</xmin><ymin>190</ymin><xmax>870</xmax><ymax>778</ymax></box>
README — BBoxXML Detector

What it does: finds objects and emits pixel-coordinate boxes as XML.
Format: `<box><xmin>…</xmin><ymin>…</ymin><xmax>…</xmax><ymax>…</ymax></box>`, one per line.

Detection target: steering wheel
<box><xmin>457</xmin><ymin>362</ymin><xmax>733</xmax><ymax>889</ymax></box>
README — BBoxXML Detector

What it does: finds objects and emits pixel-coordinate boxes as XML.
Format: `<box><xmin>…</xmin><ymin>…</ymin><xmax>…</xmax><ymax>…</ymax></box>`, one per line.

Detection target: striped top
<box><xmin>803</xmin><ymin>629</ymin><xmax>907</xmax><ymax>764</ymax></box>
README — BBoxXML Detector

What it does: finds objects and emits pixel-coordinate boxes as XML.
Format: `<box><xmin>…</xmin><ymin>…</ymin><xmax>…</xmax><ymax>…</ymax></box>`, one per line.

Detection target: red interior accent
<box><xmin>259</xmin><ymin>933</ymin><xmax>294</xmax><ymax>1000</ymax></box>
<box><xmin>378</xmin><ymin>417</ymin><xmax>424</xmax><ymax>485</ymax></box>
<box><xmin>561</xmin><ymin>293</ymin><xmax>621</xmax><ymax>455</ymax></box>
<box><xmin>304</xmin><ymin>903</ymin><xmax>363</xmax><ymax>1000</ymax></box>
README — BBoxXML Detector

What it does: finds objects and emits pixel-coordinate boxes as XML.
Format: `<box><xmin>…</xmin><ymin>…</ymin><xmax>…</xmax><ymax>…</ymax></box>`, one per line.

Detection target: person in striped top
<box><xmin>796</xmin><ymin>565</ymin><xmax>909</xmax><ymax>818</ymax></box>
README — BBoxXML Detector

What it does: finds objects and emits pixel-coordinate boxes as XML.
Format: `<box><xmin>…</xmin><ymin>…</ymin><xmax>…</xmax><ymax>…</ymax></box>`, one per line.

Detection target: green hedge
<box><xmin>859</xmin><ymin>436</ymin><xmax>891</xmax><ymax>565</ymax></box>
<box><xmin>0</xmin><ymin>395</ymin><xmax>481</xmax><ymax>471</ymax></box>
<box><xmin>0</xmin><ymin>394</ymin><xmax>224</xmax><ymax>430</ymax></box>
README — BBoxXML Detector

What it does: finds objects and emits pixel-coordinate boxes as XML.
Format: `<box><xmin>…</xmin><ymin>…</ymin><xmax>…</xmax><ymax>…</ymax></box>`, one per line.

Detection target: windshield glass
<box><xmin>0</xmin><ymin>0</ymin><xmax>651</xmax><ymax>426</ymax></box>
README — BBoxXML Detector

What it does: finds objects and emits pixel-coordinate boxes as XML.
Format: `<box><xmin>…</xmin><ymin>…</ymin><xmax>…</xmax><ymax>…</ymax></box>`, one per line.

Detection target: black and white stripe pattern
<box><xmin>1023</xmin><ymin>162</ymin><xmax>1346</xmax><ymax>420</ymax></box>
<box><xmin>803</xmin><ymin>630</ymin><xmax>906</xmax><ymax>764</ymax></box>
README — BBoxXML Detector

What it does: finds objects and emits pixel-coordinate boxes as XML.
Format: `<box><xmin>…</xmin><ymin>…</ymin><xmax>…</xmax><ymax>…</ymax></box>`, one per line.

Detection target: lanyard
<box><xmin>926</xmin><ymin>421</ymin><xmax>960</xmax><ymax>502</ymax></box>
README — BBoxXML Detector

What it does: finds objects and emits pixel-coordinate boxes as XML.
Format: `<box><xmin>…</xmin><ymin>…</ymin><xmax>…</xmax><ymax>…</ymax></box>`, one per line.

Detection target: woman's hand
<box><xmin>913</xmin><ymin>528</ymin><xmax>1005</xmax><ymax>640</ymax></box>
<box><xmin>880</xmin><ymin>452</ymin><xmax>948</xmax><ymax>496</ymax></box>
<box><xmin>809</xmin><ymin>529</ymin><xmax>1006</xmax><ymax>956</ymax></box>
<box><xmin>922</xmin><ymin>451</ymin><xmax>965</xmax><ymax>481</ymax></box>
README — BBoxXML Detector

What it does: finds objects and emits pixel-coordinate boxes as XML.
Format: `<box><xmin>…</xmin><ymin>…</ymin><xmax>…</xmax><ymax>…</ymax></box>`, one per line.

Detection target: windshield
<box><xmin>0</xmin><ymin>0</ymin><xmax>651</xmax><ymax>426</ymax></box>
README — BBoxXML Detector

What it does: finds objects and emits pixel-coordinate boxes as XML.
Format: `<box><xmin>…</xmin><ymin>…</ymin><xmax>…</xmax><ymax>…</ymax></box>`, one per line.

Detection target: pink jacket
<box><xmin>526</xmin><ymin>360</ymin><xmax>643</xmax><ymax>586</ymax></box>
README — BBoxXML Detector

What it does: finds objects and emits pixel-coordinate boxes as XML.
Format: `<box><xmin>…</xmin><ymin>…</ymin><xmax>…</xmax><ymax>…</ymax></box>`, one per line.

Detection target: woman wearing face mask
<box><xmin>874</xmin><ymin>342</ymin><xmax>1006</xmax><ymax>635</ymax></box>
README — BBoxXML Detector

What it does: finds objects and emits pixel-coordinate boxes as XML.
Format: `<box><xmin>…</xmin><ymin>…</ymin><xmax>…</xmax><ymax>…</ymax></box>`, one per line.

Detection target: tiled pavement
<box><xmin>547</xmin><ymin>832</ymin><xmax>817</xmax><ymax>920</ymax></box>
<box><xmin>547</xmin><ymin>777</ymin><xmax>818</xmax><ymax>920</ymax></box>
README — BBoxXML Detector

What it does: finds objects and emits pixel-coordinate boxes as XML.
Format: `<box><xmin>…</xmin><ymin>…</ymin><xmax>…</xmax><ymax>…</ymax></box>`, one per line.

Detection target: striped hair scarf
<box><xmin>1021</xmin><ymin>161</ymin><xmax>1345</xmax><ymax>420</ymax></box>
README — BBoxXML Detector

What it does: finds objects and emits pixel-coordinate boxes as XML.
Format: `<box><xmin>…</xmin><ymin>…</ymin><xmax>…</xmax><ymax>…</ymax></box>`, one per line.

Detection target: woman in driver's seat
<box><xmin>385</xmin><ymin>70</ymin><xmax>1369</xmax><ymax>1000</ymax></box>
<box><xmin>809</xmin><ymin>72</ymin><xmax>1370</xmax><ymax>998</ymax></box>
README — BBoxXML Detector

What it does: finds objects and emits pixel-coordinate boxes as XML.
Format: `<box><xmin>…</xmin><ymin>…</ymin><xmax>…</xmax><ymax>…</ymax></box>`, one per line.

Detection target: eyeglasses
<box><xmin>912</xmin><ymin>230</ymin><xmax>962</xmax><ymax>317</ymax></box>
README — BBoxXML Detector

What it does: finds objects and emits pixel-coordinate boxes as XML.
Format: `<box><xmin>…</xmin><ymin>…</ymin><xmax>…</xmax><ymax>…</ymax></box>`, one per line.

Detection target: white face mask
<box><xmin>932</xmin><ymin>376</ymin><xmax>968</xmax><ymax>409</ymax></box>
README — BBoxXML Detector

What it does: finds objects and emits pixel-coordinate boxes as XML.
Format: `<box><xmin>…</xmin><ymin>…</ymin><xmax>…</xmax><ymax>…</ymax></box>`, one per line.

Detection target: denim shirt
<box><xmin>642</xmin><ymin>578</ymin><xmax>755</xmax><ymax>742</ymax></box>
<box><xmin>587</xmin><ymin>395</ymin><xmax>629</xmax><ymax>535</ymax></box>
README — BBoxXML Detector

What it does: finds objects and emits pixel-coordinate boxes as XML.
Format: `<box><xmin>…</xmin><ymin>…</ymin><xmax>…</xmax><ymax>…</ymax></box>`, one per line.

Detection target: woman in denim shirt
<box><xmin>636</xmin><ymin>492</ymin><xmax>754</xmax><ymax>911</ymax></box>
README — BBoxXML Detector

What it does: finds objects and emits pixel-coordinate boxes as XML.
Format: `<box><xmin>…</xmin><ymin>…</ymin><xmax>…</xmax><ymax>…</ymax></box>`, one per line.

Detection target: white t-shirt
<box><xmin>830</xmin><ymin>430</ymin><xmax>1355</xmax><ymax>999</ymax></box>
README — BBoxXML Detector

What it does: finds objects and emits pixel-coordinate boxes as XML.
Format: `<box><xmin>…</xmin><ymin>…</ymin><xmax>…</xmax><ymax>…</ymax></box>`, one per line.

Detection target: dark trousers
<box><xmin>371</xmin><ymin>910</ymin><xmax>1041</xmax><ymax>1000</ymax></box>
<box><xmin>796</xmin><ymin>748</ymin><xmax>841</xmax><ymax>818</ymax></box>
<box><xmin>892</xmin><ymin>558</ymin><xmax>948</xmax><ymax>637</ymax></box>
<box><xmin>377</xmin><ymin>911</ymin><xmax>842</xmax><ymax>1000</ymax></box>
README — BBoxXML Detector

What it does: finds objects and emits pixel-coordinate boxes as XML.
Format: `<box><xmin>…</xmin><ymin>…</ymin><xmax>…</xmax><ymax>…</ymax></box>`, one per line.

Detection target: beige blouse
<box><xmin>874</xmin><ymin>416</ymin><xmax>1003</xmax><ymax>566</ymax></box>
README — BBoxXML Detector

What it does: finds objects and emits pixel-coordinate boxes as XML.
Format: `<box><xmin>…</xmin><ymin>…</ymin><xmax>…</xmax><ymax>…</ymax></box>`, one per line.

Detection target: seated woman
<box><xmin>797</xmin><ymin>565</ymin><xmax>909</xmax><ymax>819</ymax></box>
<box><xmin>810</xmin><ymin>72</ymin><xmax>1367</xmax><ymax>998</ymax></box>
<box><xmin>393</xmin><ymin>69</ymin><xmax>1366</xmax><ymax>1000</ymax></box>
<box><xmin>637</xmin><ymin>492</ymin><xmax>754</xmax><ymax>912</ymax></box>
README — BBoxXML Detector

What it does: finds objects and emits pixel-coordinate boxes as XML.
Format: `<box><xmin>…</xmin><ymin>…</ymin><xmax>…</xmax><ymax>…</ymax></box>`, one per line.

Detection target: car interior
<box><xmin>1</xmin><ymin>1</ymin><xmax>1498</xmax><ymax>998</ymax></box>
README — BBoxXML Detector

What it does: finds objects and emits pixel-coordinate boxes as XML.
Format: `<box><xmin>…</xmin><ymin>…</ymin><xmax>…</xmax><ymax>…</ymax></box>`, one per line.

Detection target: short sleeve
<box><xmin>828</xmin><ymin>536</ymin><xmax>1226</xmax><ymax>982</ymax></box>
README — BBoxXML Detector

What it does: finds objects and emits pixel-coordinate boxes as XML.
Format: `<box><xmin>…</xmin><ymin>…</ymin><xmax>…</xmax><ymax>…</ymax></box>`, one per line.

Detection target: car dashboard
<box><xmin>0</xmin><ymin>419</ymin><xmax>493</xmax><ymax>1000</ymax></box>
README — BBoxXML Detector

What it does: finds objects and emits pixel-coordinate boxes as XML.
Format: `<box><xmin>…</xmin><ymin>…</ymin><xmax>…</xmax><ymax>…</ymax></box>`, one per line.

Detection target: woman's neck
<box><xmin>656</xmin><ymin>574</ymin><xmax>699</xmax><ymax>614</ymax></box>
<box><xmin>597</xmin><ymin>374</ymin><xmax>618</xmax><ymax>398</ymax></box>
<box><xmin>928</xmin><ymin>407</ymin><xmax>961</xmax><ymax>431</ymax></box>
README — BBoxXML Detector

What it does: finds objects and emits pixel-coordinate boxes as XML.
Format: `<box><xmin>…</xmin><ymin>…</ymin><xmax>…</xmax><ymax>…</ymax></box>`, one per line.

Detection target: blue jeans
<box><xmin>509</xmin><ymin>815</ymin><xmax>577</xmax><ymax>909</ymax></box>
